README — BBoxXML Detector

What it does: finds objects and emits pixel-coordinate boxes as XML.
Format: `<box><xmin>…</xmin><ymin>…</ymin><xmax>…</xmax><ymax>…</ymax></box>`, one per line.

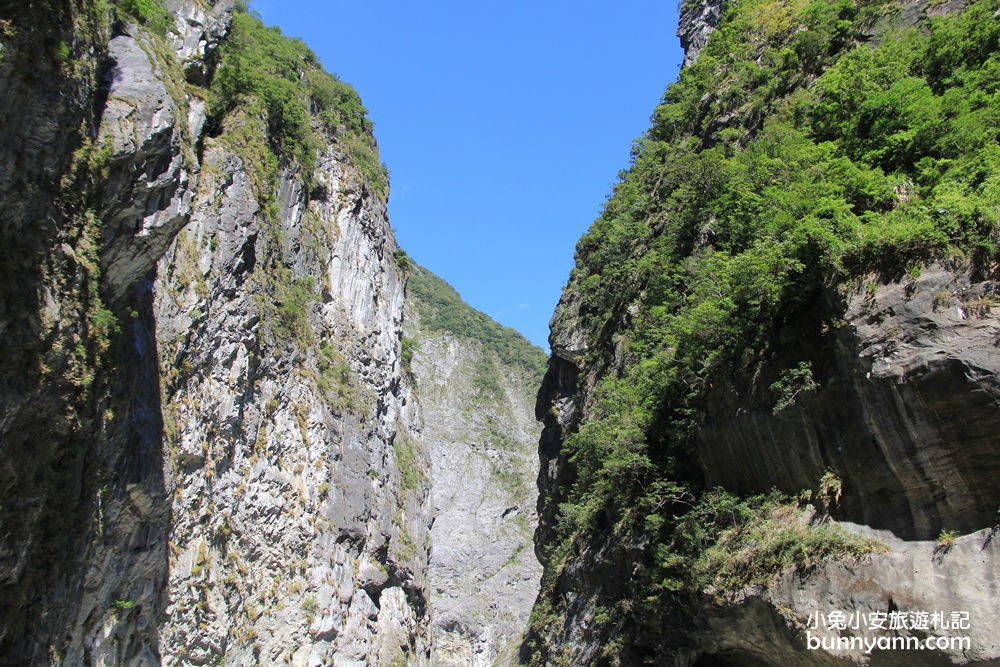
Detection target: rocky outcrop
<box><xmin>697</xmin><ymin>265</ymin><xmax>1000</xmax><ymax>541</ymax></box>
<box><xmin>680</xmin><ymin>266</ymin><xmax>1000</xmax><ymax>664</ymax></box>
<box><xmin>690</xmin><ymin>523</ymin><xmax>1000</xmax><ymax>666</ymax></box>
<box><xmin>533</xmin><ymin>294</ymin><xmax>585</xmax><ymax>564</ymax></box>
<box><xmin>0</xmin><ymin>1</ymin><xmax>108</xmax><ymax>657</ymax></box>
<box><xmin>98</xmin><ymin>3</ymin><xmax>233</xmax><ymax>305</ymax></box>
<box><xmin>678</xmin><ymin>0</ymin><xmax>724</xmax><ymax>68</ymax></box>
<box><xmin>404</xmin><ymin>267</ymin><xmax>544</xmax><ymax>666</ymax></box>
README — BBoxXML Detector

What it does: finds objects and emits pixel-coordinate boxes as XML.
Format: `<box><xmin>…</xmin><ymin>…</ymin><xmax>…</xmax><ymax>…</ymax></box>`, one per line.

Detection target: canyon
<box><xmin>1</xmin><ymin>0</ymin><xmax>999</xmax><ymax>665</ymax></box>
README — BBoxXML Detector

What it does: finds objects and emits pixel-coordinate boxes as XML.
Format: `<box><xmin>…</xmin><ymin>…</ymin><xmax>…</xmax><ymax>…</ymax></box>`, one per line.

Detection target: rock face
<box><xmin>0</xmin><ymin>2</ymin><xmax>433</xmax><ymax>664</ymax></box>
<box><xmin>697</xmin><ymin>265</ymin><xmax>1000</xmax><ymax>541</ymax></box>
<box><xmin>677</xmin><ymin>0</ymin><xmax>724</xmax><ymax>68</ymax></box>
<box><xmin>0</xmin><ymin>1</ymin><xmax>236</xmax><ymax>662</ymax></box>
<box><xmin>153</xmin><ymin>147</ymin><xmax>430</xmax><ymax>665</ymax></box>
<box><xmin>692</xmin><ymin>524</ymin><xmax>1000</xmax><ymax>666</ymax></box>
<box><xmin>0</xmin><ymin>2</ymin><xmax>551</xmax><ymax>664</ymax></box>
<box><xmin>98</xmin><ymin>3</ymin><xmax>232</xmax><ymax>306</ymax></box>
<box><xmin>674</xmin><ymin>266</ymin><xmax>1000</xmax><ymax>664</ymax></box>
<box><xmin>404</xmin><ymin>266</ymin><xmax>545</xmax><ymax>666</ymax></box>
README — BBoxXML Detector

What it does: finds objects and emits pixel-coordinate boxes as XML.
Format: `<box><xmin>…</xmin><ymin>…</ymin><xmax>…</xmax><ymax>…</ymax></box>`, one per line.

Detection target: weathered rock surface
<box><xmin>0</xmin><ymin>1</ymin><xmax>435</xmax><ymax>664</ymax></box>
<box><xmin>0</xmin><ymin>2</ymin><xmax>235</xmax><ymax>662</ymax></box>
<box><xmin>678</xmin><ymin>0</ymin><xmax>724</xmax><ymax>68</ymax></box>
<box><xmin>697</xmin><ymin>265</ymin><xmax>1000</xmax><ymax>542</ymax></box>
<box><xmin>0</xmin><ymin>3</ymin><xmax>108</xmax><ymax>656</ymax></box>
<box><xmin>404</xmin><ymin>268</ymin><xmax>544</xmax><ymax>666</ymax></box>
<box><xmin>692</xmin><ymin>524</ymin><xmax>1000</xmax><ymax>666</ymax></box>
<box><xmin>99</xmin><ymin>3</ymin><xmax>232</xmax><ymax>305</ymax></box>
<box><xmin>154</xmin><ymin>140</ymin><xmax>431</xmax><ymax>665</ymax></box>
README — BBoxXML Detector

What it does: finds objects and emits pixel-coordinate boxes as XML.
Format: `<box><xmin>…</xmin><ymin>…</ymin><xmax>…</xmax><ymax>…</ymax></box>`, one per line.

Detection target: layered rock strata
<box><xmin>154</xmin><ymin>144</ymin><xmax>430</xmax><ymax>666</ymax></box>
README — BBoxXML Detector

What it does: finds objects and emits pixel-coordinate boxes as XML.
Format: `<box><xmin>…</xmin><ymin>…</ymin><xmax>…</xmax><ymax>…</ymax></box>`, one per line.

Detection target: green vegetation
<box><xmin>210</xmin><ymin>8</ymin><xmax>387</xmax><ymax>198</ymax></box>
<box><xmin>407</xmin><ymin>264</ymin><xmax>547</xmax><ymax>383</ymax></box>
<box><xmin>394</xmin><ymin>247</ymin><xmax>413</xmax><ymax>273</ymax></box>
<box><xmin>115</xmin><ymin>0</ymin><xmax>172</xmax><ymax>35</ymax></box>
<box><xmin>530</xmin><ymin>0</ymin><xmax>1000</xmax><ymax>660</ymax></box>
<box><xmin>393</xmin><ymin>424</ymin><xmax>425</xmax><ymax>493</ymax></box>
<box><xmin>818</xmin><ymin>470</ymin><xmax>844</xmax><ymax>514</ymax></box>
<box><xmin>400</xmin><ymin>336</ymin><xmax>416</xmax><ymax>373</ymax></box>
<box><xmin>400</xmin><ymin>335</ymin><xmax>418</xmax><ymax>390</ymax></box>
<box><xmin>936</xmin><ymin>528</ymin><xmax>959</xmax><ymax>550</ymax></box>
<box><xmin>274</xmin><ymin>276</ymin><xmax>315</xmax><ymax>342</ymax></box>
<box><xmin>112</xmin><ymin>598</ymin><xmax>134</xmax><ymax>612</ymax></box>
<box><xmin>393</xmin><ymin>511</ymin><xmax>418</xmax><ymax>562</ymax></box>
<box><xmin>770</xmin><ymin>361</ymin><xmax>818</xmax><ymax>413</ymax></box>
<box><xmin>663</xmin><ymin>490</ymin><xmax>886</xmax><ymax>602</ymax></box>
<box><xmin>471</xmin><ymin>357</ymin><xmax>506</xmax><ymax>400</ymax></box>
<box><xmin>316</xmin><ymin>343</ymin><xmax>360</xmax><ymax>412</ymax></box>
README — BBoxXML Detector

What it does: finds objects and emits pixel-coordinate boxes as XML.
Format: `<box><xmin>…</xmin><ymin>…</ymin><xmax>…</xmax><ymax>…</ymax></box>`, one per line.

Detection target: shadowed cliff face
<box><xmin>0</xmin><ymin>1</ymin><xmax>232</xmax><ymax>661</ymax></box>
<box><xmin>697</xmin><ymin>265</ymin><xmax>1000</xmax><ymax>541</ymax></box>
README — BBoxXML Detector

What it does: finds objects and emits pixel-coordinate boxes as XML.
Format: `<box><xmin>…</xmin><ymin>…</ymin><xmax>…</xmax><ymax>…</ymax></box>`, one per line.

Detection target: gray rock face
<box><xmin>677</xmin><ymin>0</ymin><xmax>725</xmax><ymax>68</ymax></box>
<box><xmin>692</xmin><ymin>524</ymin><xmax>1000</xmax><ymax>666</ymax></box>
<box><xmin>153</xmin><ymin>142</ymin><xmax>430</xmax><ymax>665</ymax></box>
<box><xmin>0</xmin><ymin>1</ymin><xmax>435</xmax><ymax>663</ymax></box>
<box><xmin>678</xmin><ymin>265</ymin><xmax>1000</xmax><ymax>663</ymax></box>
<box><xmin>0</xmin><ymin>3</ymin><xmax>104</xmax><ymax>656</ymax></box>
<box><xmin>402</xmin><ymin>314</ymin><xmax>543</xmax><ymax>666</ymax></box>
<box><xmin>100</xmin><ymin>0</ymin><xmax>233</xmax><ymax>305</ymax></box>
<box><xmin>696</xmin><ymin>265</ymin><xmax>1000</xmax><ymax>541</ymax></box>
<box><xmin>0</xmin><ymin>2</ymin><xmax>234</xmax><ymax>663</ymax></box>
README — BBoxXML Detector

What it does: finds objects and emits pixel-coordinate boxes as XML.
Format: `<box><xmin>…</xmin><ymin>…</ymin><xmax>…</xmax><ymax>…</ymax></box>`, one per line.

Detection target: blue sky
<box><xmin>255</xmin><ymin>1</ymin><xmax>685</xmax><ymax>350</ymax></box>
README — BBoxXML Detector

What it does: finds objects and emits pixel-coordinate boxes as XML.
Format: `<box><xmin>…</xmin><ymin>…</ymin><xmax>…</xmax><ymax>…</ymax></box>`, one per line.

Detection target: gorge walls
<box><xmin>0</xmin><ymin>3</ymin><xmax>544</xmax><ymax>663</ymax></box>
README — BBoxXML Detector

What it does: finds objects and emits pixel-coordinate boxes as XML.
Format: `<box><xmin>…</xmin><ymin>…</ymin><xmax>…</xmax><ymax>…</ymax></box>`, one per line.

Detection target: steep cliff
<box><xmin>0</xmin><ymin>2</ymin><xmax>430</xmax><ymax>664</ymax></box>
<box><xmin>0</xmin><ymin>1</ymin><xmax>236</xmax><ymax>661</ymax></box>
<box><xmin>528</xmin><ymin>0</ymin><xmax>1000</xmax><ymax>664</ymax></box>
<box><xmin>403</xmin><ymin>265</ymin><xmax>545</xmax><ymax>666</ymax></box>
<box><xmin>153</xmin><ymin>83</ymin><xmax>428</xmax><ymax>667</ymax></box>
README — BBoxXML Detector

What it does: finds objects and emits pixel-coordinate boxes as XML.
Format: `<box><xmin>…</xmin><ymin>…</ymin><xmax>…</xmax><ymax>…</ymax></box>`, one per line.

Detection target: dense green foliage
<box><xmin>115</xmin><ymin>0</ymin><xmax>172</xmax><ymax>35</ymax></box>
<box><xmin>532</xmin><ymin>0</ymin><xmax>1000</xmax><ymax>659</ymax></box>
<box><xmin>211</xmin><ymin>7</ymin><xmax>388</xmax><ymax>198</ymax></box>
<box><xmin>407</xmin><ymin>264</ymin><xmax>548</xmax><ymax>382</ymax></box>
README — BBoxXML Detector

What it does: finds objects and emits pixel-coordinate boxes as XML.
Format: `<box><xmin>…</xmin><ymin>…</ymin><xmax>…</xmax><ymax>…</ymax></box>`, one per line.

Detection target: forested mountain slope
<box><xmin>526</xmin><ymin>0</ymin><xmax>1000</xmax><ymax>664</ymax></box>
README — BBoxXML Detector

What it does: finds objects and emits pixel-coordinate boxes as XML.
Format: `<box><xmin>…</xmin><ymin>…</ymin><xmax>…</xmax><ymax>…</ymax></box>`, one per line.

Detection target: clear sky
<box><xmin>254</xmin><ymin>1</ymin><xmax>685</xmax><ymax>350</ymax></box>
